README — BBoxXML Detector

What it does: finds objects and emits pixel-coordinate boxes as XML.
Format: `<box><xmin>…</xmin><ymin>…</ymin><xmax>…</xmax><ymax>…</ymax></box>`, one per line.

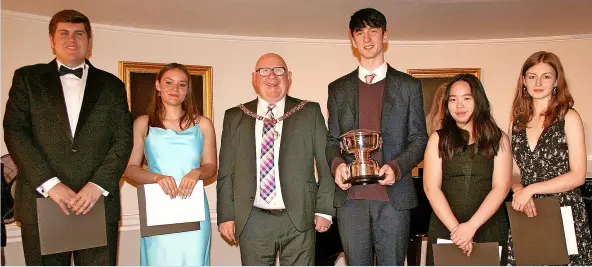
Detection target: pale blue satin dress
<box><xmin>140</xmin><ymin>125</ymin><xmax>211</xmax><ymax>266</ymax></box>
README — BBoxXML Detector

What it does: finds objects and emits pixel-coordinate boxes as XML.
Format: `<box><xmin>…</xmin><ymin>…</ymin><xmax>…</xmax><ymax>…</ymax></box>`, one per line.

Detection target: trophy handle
<box><xmin>339</xmin><ymin>138</ymin><xmax>346</xmax><ymax>154</ymax></box>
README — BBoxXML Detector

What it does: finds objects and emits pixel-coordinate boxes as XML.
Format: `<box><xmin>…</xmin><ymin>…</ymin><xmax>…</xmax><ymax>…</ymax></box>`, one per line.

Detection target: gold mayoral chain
<box><xmin>238</xmin><ymin>100</ymin><xmax>309</xmax><ymax>140</ymax></box>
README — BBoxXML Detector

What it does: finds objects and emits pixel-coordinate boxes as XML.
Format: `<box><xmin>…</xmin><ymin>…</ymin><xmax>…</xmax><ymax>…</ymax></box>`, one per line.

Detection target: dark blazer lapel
<box><xmin>42</xmin><ymin>59</ymin><xmax>73</xmax><ymax>141</ymax></box>
<box><xmin>345</xmin><ymin>70</ymin><xmax>360</xmax><ymax>129</ymax></box>
<box><xmin>381</xmin><ymin>65</ymin><xmax>400</xmax><ymax>134</ymax></box>
<box><xmin>278</xmin><ymin>96</ymin><xmax>298</xmax><ymax>171</ymax></box>
<box><xmin>75</xmin><ymin>60</ymin><xmax>105</xmax><ymax>137</ymax></box>
<box><xmin>240</xmin><ymin>99</ymin><xmax>258</xmax><ymax>181</ymax></box>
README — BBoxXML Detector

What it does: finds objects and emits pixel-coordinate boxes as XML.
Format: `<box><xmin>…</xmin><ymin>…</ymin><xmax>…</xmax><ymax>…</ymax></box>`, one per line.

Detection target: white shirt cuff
<box><xmin>89</xmin><ymin>182</ymin><xmax>109</xmax><ymax>196</ymax></box>
<box><xmin>315</xmin><ymin>213</ymin><xmax>333</xmax><ymax>223</ymax></box>
<box><xmin>36</xmin><ymin>177</ymin><xmax>61</xmax><ymax>197</ymax></box>
<box><xmin>36</xmin><ymin>179</ymin><xmax>109</xmax><ymax>197</ymax></box>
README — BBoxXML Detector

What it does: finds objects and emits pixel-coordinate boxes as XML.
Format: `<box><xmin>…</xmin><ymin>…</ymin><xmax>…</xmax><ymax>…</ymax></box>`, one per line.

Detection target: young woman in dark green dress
<box><xmin>424</xmin><ymin>74</ymin><xmax>512</xmax><ymax>265</ymax></box>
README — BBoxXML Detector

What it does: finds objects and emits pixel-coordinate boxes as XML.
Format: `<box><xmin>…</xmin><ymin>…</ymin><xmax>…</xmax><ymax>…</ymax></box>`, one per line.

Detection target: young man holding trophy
<box><xmin>325</xmin><ymin>8</ymin><xmax>428</xmax><ymax>265</ymax></box>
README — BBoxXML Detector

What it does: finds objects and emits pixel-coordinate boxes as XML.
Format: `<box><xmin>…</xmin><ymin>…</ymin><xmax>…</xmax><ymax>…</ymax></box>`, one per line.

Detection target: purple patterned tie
<box><xmin>260</xmin><ymin>104</ymin><xmax>276</xmax><ymax>203</ymax></box>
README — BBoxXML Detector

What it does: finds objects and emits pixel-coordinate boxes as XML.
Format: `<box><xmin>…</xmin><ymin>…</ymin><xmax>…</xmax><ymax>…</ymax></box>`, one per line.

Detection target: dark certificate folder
<box><xmin>433</xmin><ymin>242</ymin><xmax>500</xmax><ymax>266</ymax></box>
<box><xmin>506</xmin><ymin>196</ymin><xmax>569</xmax><ymax>265</ymax></box>
<box><xmin>36</xmin><ymin>196</ymin><xmax>107</xmax><ymax>255</ymax></box>
<box><xmin>137</xmin><ymin>185</ymin><xmax>200</xmax><ymax>237</ymax></box>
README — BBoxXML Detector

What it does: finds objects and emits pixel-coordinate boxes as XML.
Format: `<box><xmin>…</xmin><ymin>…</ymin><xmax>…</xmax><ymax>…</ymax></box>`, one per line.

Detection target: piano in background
<box><xmin>407</xmin><ymin>167</ymin><xmax>432</xmax><ymax>266</ymax></box>
<box><xmin>582</xmin><ymin>173</ymin><xmax>592</xmax><ymax>234</ymax></box>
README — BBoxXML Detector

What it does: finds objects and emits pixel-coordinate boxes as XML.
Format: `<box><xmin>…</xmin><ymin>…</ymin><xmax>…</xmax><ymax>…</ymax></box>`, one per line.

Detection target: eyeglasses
<box><xmin>256</xmin><ymin>67</ymin><xmax>287</xmax><ymax>77</ymax></box>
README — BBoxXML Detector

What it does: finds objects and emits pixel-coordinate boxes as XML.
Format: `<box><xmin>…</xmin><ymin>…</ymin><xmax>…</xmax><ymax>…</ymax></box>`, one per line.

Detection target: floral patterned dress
<box><xmin>508</xmin><ymin>119</ymin><xmax>592</xmax><ymax>265</ymax></box>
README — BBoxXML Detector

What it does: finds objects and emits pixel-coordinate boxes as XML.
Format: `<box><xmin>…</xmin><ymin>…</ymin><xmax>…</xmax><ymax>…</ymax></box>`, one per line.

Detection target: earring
<box><xmin>157</xmin><ymin>91</ymin><xmax>161</xmax><ymax>96</ymax></box>
<box><xmin>522</xmin><ymin>86</ymin><xmax>526</xmax><ymax>92</ymax></box>
<box><xmin>552</xmin><ymin>87</ymin><xmax>557</xmax><ymax>95</ymax></box>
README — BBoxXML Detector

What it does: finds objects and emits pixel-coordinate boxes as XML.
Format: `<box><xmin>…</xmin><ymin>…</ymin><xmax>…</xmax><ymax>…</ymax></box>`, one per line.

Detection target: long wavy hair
<box><xmin>148</xmin><ymin>63</ymin><xmax>199</xmax><ymax>130</ymax></box>
<box><xmin>426</xmin><ymin>82</ymin><xmax>448</xmax><ymax>135</ymax></box>
<box><xmin>438</xmin><ymin>74</ymin><xmax>502</xmax><ymax>160</ymax></box>
<box><xmin>511</xmin><ymin>51</ymin><xmax>573</xmax><ymax>132</ymax></box>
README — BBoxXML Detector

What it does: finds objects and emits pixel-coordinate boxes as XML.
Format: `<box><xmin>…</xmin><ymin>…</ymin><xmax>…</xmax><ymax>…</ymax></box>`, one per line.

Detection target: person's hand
<box><xmin>178</xmin><ymin>170</ymin><xmax>201</xmax><ymax>199</ymax></box>
<box><xmin>154</xmin><ymin>174</ymin><xmax>178</xmax><ymax>198</ymax></box>
<box><xmin>334</xmin><ymin>163</ymin><xmax>351</xmax><ymax>191</ymax></box>
<box><xmin>47</xmin><ymin>183</ymin><xmax>77</xmax><ymax>215</ymax></box>
<box><xmin>377</xmin><ymin>164</ymin><xmax>396</xmax><ymax>186</ymax></box>
<box><xmin>512</xmin><ymin>186</ymin><xmax>535</xmax><ymax>214</ymax></box>
<box><xmin>314</xmin><ymin>216</ymin><xmax>331</xmax><ymax>233</ymax></box>
<box><xmin>69</xmin><ymin>183</ymin><xmax>103</xmax><ymax>215</ymax></box>
<box><xmin>450</xmin><ymin>222</ymin><xmax>477</xmax><ymax>255</ymax></box>
<box><xmin>219</xmin><ymin>221</ymin><xmax>236</xmax><ymax>243</ymax></box>
<box><xmin>459</xmin><ymin>241</ymin><xmax>474</xmax><ymax>256</ymax></box>
<box><xmin>522</xmin><ymin>199</ymin><xmax>538</xmax><ymax>217</ymax></box>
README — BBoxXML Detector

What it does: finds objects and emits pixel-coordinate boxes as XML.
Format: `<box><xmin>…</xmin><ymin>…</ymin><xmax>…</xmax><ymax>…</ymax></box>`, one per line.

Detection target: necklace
<box><xmin>238</xmin><ymin>100</ymin><xmax>309</xmax><ymax>140</ymax></box>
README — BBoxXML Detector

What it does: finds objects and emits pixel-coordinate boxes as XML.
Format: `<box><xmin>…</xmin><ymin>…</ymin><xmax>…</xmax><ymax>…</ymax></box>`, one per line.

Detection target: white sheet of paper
<box><xmin>144</xmin><ymin>180</ymin><xmax>205</xmax><ymax>226</ymax></box>
<box><xmin>437</xmin><ymin>238</ymin><xmax>502</xmax><ymax>260</ymax></box>
<box><xmin>560</xmin><ymin>206</ymin><xmax>578</xmax><ymax>255</ymax></box>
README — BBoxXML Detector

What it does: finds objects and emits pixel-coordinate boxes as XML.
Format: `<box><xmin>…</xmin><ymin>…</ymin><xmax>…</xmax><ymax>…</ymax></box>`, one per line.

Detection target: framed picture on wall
<box><xmin>407</xmin><ymin>68</ymin><xmax>481</xmax><ymax>119</ymax></box>
<box><xmin>118</xmin><ymin>61</ymin><xmax>213</xmax><ymax>122</ymax></box>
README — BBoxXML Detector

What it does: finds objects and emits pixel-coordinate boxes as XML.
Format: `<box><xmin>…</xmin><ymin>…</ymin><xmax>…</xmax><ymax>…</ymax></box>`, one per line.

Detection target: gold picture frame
<box><xmin>118</xmin><ymin>61</ymin><xmax>213</xmax><ymax>121</ymax></box>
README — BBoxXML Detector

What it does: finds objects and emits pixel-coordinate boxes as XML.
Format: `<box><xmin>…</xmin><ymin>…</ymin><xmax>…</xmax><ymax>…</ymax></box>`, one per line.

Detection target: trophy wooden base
<box><xmin>346</xmin><ymin>175</ymin><xmax>385</xmax><ymax>186</ymax></box>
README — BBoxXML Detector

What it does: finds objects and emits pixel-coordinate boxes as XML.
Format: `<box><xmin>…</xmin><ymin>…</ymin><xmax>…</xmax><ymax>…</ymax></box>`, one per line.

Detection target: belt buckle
<box><xmin>259</xmin><ymin>207</ymin><xmax>284</xmax><ymax>215</ymax></box>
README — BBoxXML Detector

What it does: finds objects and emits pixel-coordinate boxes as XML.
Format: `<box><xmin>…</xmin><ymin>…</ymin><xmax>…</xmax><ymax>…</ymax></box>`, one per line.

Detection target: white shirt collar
<box><xmin>56</xmin><ymin>59</ymin><xmax>87</xmax><ymax>71</ymax></box>
<box><xmin>358</xmin><ymin>62</ymin><xmax>388</xmax><ymax>84</ymax></box>
<box><xmin>257</xmin><ymin>96</ymin><xmax>286</xmax><ymax>117</ymax></box>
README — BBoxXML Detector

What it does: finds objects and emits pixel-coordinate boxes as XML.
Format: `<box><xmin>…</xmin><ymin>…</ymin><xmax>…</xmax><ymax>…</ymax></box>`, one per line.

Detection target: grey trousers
<box><xmin>239</xmin><ymin>207</ymin><xmax>315</xmax><ymax>266</ymax></box>
<box><xmin>337</xmin><ymin>199</ymin><xmax>410</xmax><ymax>266</ymax></box>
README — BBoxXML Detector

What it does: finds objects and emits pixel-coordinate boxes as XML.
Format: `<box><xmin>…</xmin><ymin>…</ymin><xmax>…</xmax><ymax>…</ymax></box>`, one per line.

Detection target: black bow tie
<box><xmin>59</xmin><ymin>65</ymin><xmax>83</xmax><ymax>78</ymax></box>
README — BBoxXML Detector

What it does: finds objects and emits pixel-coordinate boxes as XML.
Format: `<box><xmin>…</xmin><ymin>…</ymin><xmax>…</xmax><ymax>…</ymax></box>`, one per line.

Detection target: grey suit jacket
<box><xmin>3</xmin><ymin>59</ymin><xmax>133</xmax><ymax>224</ymax></box>
<box><xmin>217</xmin><ymin>96</ymin><xmax>335</xmax><ymax>238</ymax></box>
<box><xmin>326</xmin><ymin>65</ymin><xmax>428</xmax><ymax>210</ymax></box>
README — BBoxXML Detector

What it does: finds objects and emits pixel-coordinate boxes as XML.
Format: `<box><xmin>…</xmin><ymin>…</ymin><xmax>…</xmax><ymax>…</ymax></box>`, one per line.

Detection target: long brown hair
<box><xmin>511</xmin><ymin>51</ymin><xmax>574</xmax><ymax>132</ymax></box>
<box><xmin>438</xmin><ymin>74</ymin><xmax>502</xmax><ymax>160</ymax></box>
<box><xmin>148</xmin><ymin>63</ymin><xmax>199</xmax><ymax>130</ymax></box>
<box><xmin>426</xmin><ymin>82</ymin><xmax>448</xmax><ymax>134</ymax></box>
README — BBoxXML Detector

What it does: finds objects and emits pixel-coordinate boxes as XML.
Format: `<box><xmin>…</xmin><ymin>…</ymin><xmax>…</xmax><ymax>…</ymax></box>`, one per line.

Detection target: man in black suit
<box><xmin>3</xmin><ymin>9</ymin><xmax>133</xmax><ymax>265</ymax></box>
<box><xmin>326</xmin><ymin>8</ymin><xmax>428</xmax><ymax>265</ymax></box>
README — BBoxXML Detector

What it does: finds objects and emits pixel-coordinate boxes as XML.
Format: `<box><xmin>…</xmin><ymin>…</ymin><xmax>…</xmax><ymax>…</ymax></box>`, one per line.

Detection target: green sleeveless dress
<box><xmin>426</xmin><ymin>143</ymin><xmax>509</xmax><ymax>265</ymax></box>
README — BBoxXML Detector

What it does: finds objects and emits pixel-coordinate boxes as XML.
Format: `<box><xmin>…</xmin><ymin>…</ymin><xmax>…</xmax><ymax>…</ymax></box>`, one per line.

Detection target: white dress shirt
<box><xmin>36</xmin><ymin>60</ymin><xmax>108</xmax><ymax>197</ymax></box>
<box><xmin>358</xmin><ymin>62</ymin><xmax>388</xmax><ymax>84</ymax></box>
<box><xmin>253</xmin><ymin>97</ymin><xmax>332</xmax><ymax>222</ymax></box>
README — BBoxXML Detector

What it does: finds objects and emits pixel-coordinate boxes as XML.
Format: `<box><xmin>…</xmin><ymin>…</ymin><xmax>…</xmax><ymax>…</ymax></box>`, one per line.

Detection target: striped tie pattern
<box><xmin>260</xmin><ymin>104</ymin><xmax>276</xmax><ymax>203</ymax></box>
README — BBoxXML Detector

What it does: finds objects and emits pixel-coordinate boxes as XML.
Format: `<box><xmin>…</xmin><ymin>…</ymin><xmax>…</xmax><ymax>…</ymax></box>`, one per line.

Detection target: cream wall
<box><xmin>2</xmin><ymin>11</ymin><xmax>591</xmax><ymax>266</ymax></box>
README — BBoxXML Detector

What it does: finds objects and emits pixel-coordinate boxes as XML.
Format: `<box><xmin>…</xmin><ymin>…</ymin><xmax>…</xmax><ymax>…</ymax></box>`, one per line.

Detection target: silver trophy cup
<box><xmin>339</xmin><ymin>129</ymin><xmax>383</xmax><ymax>185</ymax></box>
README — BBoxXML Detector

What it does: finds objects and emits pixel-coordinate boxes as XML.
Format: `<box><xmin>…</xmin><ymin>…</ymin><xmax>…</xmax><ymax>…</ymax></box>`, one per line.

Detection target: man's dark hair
<box><xmin>49</xmin><ymin>10</ymin><xmax>92</xmax><ymax>38</ymax></box>
<box><xmin>349</xmin><ymin>8</ymin><xmax>387</xmax><ymax>36</ymax></box>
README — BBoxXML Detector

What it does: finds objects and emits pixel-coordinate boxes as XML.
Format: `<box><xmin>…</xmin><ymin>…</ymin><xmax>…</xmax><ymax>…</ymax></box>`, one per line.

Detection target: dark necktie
<box><xmin>59</xmin><ymin>65</ymin><xmax>83</xmax><ymax>79</ymax></box>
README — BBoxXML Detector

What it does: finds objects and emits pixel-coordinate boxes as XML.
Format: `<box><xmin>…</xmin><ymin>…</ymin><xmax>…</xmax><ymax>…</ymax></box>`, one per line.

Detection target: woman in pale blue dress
<box><xmin>124</xmin><ymin>63</ymin><xmax>217</xmax><ymax>266</ymax></box>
